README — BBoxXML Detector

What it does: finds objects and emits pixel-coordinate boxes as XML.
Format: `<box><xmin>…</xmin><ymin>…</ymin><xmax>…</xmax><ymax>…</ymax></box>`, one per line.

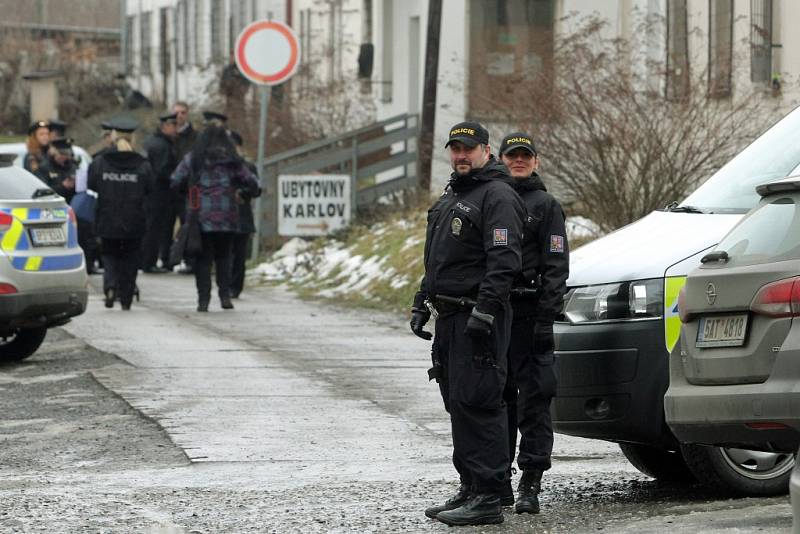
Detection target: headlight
<box><xmin>563</xmin><ymin>278</ymin><xmax>664</xmax><ymax>324</ymax></box>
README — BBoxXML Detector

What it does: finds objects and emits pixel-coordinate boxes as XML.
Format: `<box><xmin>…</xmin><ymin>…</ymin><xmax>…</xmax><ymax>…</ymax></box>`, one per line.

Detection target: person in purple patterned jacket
<box><xmin>170</xmin><ymin>125</ymin><xmax>260</xmax><ymax>312</ymax></box>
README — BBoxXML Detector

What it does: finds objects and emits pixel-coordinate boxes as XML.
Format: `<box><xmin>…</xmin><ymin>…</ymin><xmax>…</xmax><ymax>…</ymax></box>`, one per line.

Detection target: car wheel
<box><xmin>0</xmin><ymin>326</ymin><xmax>48</xmax><ymax>362</ymax></box>
<box><xmin>619</xmin><ymin>443</ymin><xmax>696</xmax><ymax>482</ymax></box>
<box><xmin>680</xmin><ymin>444</ymin><xmax>794</xmax><ymax>496</ymax></box>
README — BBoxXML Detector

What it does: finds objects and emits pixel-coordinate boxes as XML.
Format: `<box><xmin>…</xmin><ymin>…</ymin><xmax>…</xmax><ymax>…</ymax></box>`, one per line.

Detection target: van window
<box><xmin>716</xmin><ymin>196</ymin><xmax>800</xmax><ymax>265</ymax></box>
<box><xmin>0</xmin><ymin>167</ymin><xmax>53</xmax><ymax>200</ymax></box>
<box><xmin>681</xmin><ymin>106</ymin><xmax>800</xmax><ymax>213</ymax></box>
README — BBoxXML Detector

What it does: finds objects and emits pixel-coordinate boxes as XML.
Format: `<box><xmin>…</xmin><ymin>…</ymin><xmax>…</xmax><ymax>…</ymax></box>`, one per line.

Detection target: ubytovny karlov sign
<box><xmin>278</xmin><ymin>174</ymin><xmax>351</xmax><ymax>236</ymax></box>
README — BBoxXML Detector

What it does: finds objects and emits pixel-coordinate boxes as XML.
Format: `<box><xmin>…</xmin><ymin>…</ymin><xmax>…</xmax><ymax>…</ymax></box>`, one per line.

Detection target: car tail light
<box><xmin>745</xmin><ymin>422</ymin><xmax>789</xmax><ymax>430</ymax></box>
<box><xmin>0</xmin><ymin>211</ymin><xmax>13</xmax><ymax>232</ymax></box>
<box><xmin>0</xmin><ymin>283</ymin><xmax>17</xmax><ymax>294</ymax></box>
<box><xmin>678</xmin><ymin>286</ymin><xmax>689</xmax><ymax>323</ymax></box>
<box><xmin>749</xmin><ymin>277</ymin><xmax>800</xmax><ymax>318</ymax></box>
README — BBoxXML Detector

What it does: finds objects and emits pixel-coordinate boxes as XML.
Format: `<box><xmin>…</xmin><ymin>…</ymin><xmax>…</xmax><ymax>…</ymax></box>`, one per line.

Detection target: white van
<box><xmin>553</xmin><ymin>105</ymin><xmax>800</xmax><ymax>495</ymax></box>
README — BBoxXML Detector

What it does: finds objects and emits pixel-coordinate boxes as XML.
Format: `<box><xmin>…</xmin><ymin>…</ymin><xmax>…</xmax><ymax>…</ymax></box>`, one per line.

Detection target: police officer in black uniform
<box><xmin>142</xmin><ymin>112</ymin><xmax>178</xmax><ymax>273</ymax></box>
<box><xmin>498</xmin><ymin>132</ymin><xmax>569</xmax><ymax>514</ymax></box>
<box><xmin>412</xmin><ymin>122</ymin><xmax>525</xmax><ymax>526</ymax></box>
<box><xmin>229</xmin><ymin>130</ymin><xmax>261</xmax><ymax>298</ymax></box>
<box><xmin>88</xmin><ymin>117</ymin><xmax>153</xmax><ymax>310</ymax></box>
<box><xmin>36</xmin><ymin>137</ymin><xmax>77</xmax><ymax>203</ymax></box>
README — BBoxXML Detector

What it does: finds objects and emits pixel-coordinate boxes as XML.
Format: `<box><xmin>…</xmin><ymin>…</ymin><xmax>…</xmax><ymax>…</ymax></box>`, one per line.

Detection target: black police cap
<box><xmin>159</xmin><ymin>112</ymin><xmax>178</xmax><ymax>122</ymax></box>
<box><xmin>202</xmin><ymin>110</ymin><xmax>228</xmax><ymax>123</ymax></box>
<box><xmin>48</xmin><ymin>118</ymin><xmax>68</xmax><ymax>133</ymax></box>
<box><xmin>100</xmin><ymin>121</ymin><xmax>113</xmax><ymax>131</ymax></box>
<box><xmin>50</xmin><ymin>137</ymin><xmax>74</xmax><ymax>151</ymax></box>
<box><xmin>499</xmin><ymin>132</ymin><xmax>537</xmax><ymax>157</ymax></box>
<box><xmin>28</xmin><ymin>120</ymin><xmax>50</xmax><ymax>135</ymax></box>
<box><xmin>444</xmin><ymin>121</ymin><xmax>489</xmax><ymax>149</ymax></box>
<box><xmin>106</xmin><ymin>116</ymin><xmax>139</xmax><ymax>133</ymax></box>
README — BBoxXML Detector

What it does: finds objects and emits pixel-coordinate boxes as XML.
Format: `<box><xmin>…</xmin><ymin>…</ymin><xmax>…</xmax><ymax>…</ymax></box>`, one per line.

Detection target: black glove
<box><xmin>533</xmin><ymin>321</ymin><xmax>555</xmax><ymax>354</ymax></box>
<box><xmin>410</xmin><ymin>309</ymin><xmax>432</xmax><ymax>340</ymax></box>
<box><xmin>464</xmin><ymin>308</ymin><xmax>494</xmax><ymax>337</ymax></box>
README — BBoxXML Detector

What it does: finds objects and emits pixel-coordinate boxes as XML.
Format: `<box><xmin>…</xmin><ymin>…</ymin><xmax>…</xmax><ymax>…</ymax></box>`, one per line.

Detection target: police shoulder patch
<box><xmin>550</xmin><ymin>234</ymin><xmax>565</xmax><ymax>253</ymax></box>
<box><xmin>494</xmin><ymin>228</ymin><xmax>508</xmax><ymax>246</ymax></box>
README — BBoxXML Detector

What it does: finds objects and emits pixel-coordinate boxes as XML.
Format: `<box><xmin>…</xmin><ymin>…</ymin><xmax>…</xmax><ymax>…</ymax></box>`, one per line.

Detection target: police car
<box><xmin>0</xmin><ymin>142</ymin><xmax>91</xmax><ymax>172</ymax></box>
<box><xmin>0</xmin><ymin>154</ymin><xmax>87</xmax><ymax>362</ymax></box>
<box><xmin>554</xmin><ymin>104</ymin><xmax>800</xmax><ymax>495</ymax></box>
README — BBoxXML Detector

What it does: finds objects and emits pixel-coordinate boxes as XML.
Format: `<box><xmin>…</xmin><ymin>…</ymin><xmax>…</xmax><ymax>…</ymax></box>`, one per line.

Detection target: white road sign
<box><xmin>278</xmin><ymin>175</ymin><xmax>351</xmax><ymax>236</ymax></box>
<box><xmin>235</xmin><ymin>20</ymin><xmax>300</xmax><ymax>86</ymax></box>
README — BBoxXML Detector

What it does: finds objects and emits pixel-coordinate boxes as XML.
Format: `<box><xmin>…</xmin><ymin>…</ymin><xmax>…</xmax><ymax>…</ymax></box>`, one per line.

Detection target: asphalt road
<box><xmin>0</xmin><ymin>272</ymin><xmax>793</xmax><ymax>533</ymax></box>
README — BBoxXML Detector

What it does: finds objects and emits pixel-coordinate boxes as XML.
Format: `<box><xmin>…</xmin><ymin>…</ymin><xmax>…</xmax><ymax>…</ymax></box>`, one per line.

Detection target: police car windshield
<box><xmin>0</xmin><ymin>166</ymin><xmax>56</xmax><ymax>200</ymax></box>
<box><xmin>681</xmin><ymin>105</ymin><xmax>800</xmax><ymax>213</ymax></box>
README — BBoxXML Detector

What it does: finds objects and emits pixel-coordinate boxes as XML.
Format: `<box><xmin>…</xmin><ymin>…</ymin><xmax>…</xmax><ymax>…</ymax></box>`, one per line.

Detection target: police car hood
<box><xmin>567</xmin><ymin>211</ymin><xmax>743</xmax><ymax>287</ymax></box>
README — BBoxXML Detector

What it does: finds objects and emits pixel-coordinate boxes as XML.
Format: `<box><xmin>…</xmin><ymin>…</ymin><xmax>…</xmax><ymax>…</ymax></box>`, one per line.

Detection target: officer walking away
<box><xmin>498</xmin><ymin>132</ymin><xmax>569</xmax><ymax>515</ymax></box>
<box><xmin>36</xmin><ymin>137</ymin><xmax>77</xmax><ymax>203</ymax></box>
<box><xmin>23</xmin><ymin>120</ymin><xmax>50</xmax><ymax>173</ymax></box>
<box><xmin>87</xmin><ymin>117</ymin><xmax>153</xmax><ymax>310</ymax></box>
<box><xmin>229</xmin><ymin>131</ymin><xmax>262</xmax><ymax>298</ymax></box>
<box><xmin>411</xmin><ymin>122</ymin><xmax>524</xmax><ymax>526</ymax></box>
<box><xmin>141</xmin><ymin>112</ymin><xmax>178</xmax><ymax>273</ymax></box>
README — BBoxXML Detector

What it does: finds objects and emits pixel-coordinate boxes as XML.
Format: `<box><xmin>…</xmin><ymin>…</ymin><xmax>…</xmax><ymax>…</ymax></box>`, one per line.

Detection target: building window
<box><xmin>177</xmin><ymin>0</ymin><xmax>187</xmax><ymax>67</ymax></box>
<box><xmin>125</xmin><ymin>15</ymin><xmax>135</xmax><ymax>72</ymax></box>
<box><xmin>666</xmin><ymin>0</ymin><xmax>690</xmax><ymax>101</ymax></box>
<box><xmin>211</xmin><ymin>0</ymin><xmax>224</xmax><ymax>63</ymax></box>
<box><xmin>381</xmin><ymin>0</ymin><xmax>393</xmax><ymax>103</ymax></box>
<box><xmin>468</xmin><ymin>0</ymin><xmax>555</xmax><ymax>118</ymax></box>
<box><xmin>750</xmin><ymin>0</ymin><xmax>772</xmax><ymax>84</ymax></box>
<box><xmin>140</xmin><ymin>11</ymin><xmax>152</xmax><ymax>74</ymax></box>
<box><xmin>708</xmin><ymin>0</ymin><xmax>733</xmax><ymax>97</ymax></box>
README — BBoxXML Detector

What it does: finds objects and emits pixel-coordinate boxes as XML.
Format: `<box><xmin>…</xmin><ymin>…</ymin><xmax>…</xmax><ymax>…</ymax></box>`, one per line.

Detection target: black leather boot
<box><xmin>515</xmin><ymin>469</ymin><xmax>543</xmax><ymax>514</ymax></box>
<box><xmin>220</xmin><ymin>295</ymin><xmax>234</xmax><ymax>309</ymax></box>
<box><xmin>436</xmin><ymin>493</ymin><xmax>504</xmax><ymax>526</ymax></box>
<box><xmin>104</xmin><ymin>288</ymin><xmax>115</xmax><ymax>309</ymax></box>
<box><xmin>424</xmin><ymin>483</ymin><xmax>471</xmax><ymax>519</ymax></box>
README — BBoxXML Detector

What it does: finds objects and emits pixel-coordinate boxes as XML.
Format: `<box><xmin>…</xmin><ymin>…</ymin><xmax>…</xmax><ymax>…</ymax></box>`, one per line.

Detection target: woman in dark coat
<box><xmin>170</xmin><ymin>125</ymin><xmax>259</xmax><ymax>312</ymax></box>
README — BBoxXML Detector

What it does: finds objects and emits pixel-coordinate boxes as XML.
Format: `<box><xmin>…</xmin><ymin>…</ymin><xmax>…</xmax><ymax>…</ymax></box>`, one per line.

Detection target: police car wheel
<box><xmin>680</xmin><ymin>444</ymin><xmax>794</xmax><ymax>496</ymax></box>
<box><xmin>0</xmin><ymin>326</ymin><xmax>48</xmax><ymax>362</ymax></box>
<box><xmin>618</xmin><ymin>443</ymin><xmax>696</xmax><ymax>482</ymax></box>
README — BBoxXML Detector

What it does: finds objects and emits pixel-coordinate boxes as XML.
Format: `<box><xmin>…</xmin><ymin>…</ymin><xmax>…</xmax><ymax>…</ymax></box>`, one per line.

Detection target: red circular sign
<box><xmin>235</xmin><ymin>20</ymin><xmax>300</xmax><ymax>86</ymax></box>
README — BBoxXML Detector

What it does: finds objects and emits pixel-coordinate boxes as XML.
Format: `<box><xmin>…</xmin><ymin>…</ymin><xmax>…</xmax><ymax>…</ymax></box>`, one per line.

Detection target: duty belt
<box><xmin>431</xmin><ymin>294</ymin><xmax>476</xmax><ymax>315</ymax></box>
<box><xmin>510</xmin><ymin>287</ymin><xmax>539</xmax><ymax>300</ymax></box>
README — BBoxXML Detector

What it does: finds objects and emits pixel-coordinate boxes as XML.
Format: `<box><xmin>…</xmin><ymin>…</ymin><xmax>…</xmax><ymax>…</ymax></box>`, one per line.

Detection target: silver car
<box><xmin>0</xmin><ymin>155</ymin><xmax>88</xmax><ymax>362</ymax></box>
<box><xmin>665</xmin><ymin>175</ymin><xmax>800</xmax><ymax>494</ymax></box>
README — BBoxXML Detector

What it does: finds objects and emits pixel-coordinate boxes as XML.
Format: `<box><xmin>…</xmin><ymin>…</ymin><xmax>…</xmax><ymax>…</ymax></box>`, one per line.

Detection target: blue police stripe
<box><xmin>10</xmin><ymin>253</ymin><xmax>83</xmax><ymax>271</ymax></box>
<box><xmin>27</xmin><ymin>208</ymin><xmax>41</xmax><ymax>220</ymax></box>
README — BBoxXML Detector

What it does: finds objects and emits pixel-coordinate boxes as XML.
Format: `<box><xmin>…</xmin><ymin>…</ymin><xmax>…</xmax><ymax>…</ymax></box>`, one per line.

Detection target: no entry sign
<box><xmin>235</xmin><ymin>20</ymin><xmax>300</xmax><ymax>86</ymax></box>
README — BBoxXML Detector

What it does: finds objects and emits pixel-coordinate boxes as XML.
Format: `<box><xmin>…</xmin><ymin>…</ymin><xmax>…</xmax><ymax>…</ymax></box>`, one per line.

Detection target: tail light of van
<box><xmin>0</xmin><ymin>211</ymin><xmax>13</xmax><ymax>233</ymax></box>
<box><xmin>0</xmin><ymin>283</ymin><xmax>17</xmax><ymax>294</ymax></box>
<box><xmin>749</xmin><ymin>277</ymin><xmax>800</xmax><ymax>318</ymax></box>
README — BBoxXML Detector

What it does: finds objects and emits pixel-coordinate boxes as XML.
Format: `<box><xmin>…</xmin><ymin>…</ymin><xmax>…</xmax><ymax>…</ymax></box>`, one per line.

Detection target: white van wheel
<box><xmin>0</xmin><ymin>327</ymin><xmax>47</xmax><ymax>363</ymax></box>
<box><xmin>680</xmin><ymin>444</ymin><xmax>794</xmax><ymax>496</ymax></box>
<box><xmin>619</xmin><ymin>443</ymin><xmax>696</xmax><ymax>482</ymax></box>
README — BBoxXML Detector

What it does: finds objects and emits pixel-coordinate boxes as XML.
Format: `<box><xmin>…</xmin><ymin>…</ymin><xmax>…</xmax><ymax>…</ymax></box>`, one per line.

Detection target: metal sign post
<box><xmin>234</xmin><ymin>20</ymin><xmax>300</xmax><ymax>262</ymax></box>
<box><xmin>253</xmin><ymin>85</ymin><xmax>270</xmax><ymax>262</ymax></box>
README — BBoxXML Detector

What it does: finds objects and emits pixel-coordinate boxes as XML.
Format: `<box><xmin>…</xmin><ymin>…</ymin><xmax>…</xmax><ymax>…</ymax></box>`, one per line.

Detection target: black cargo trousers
<box><xmin>432</xmin><ymin>302</ymin><xmax>512</xmax><ymax>495</ymax></box>
<box><xmin>502</xmin><ymin>311</ymin><xmax>557</xmax><ymax>472</ymax></box>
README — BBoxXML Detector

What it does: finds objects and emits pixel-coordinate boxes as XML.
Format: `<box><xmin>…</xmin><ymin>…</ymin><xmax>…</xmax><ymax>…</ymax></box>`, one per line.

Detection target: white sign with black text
<box><xmin>278</xmin><ymin>174</ymin><xmax>351</xmax><ymax>236</ymax></box>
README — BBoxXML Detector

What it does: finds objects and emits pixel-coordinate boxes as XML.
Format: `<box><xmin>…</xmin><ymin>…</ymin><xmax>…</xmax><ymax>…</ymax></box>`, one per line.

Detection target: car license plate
<box><xmin>29</xmin><ymin>226</ymin><xmax>66</xmax><ymax>246</ymax></box>
<box><xmin>696</xmin><ymin>314</ymin><xmax>748</xmax><ymax>348</ymax></box>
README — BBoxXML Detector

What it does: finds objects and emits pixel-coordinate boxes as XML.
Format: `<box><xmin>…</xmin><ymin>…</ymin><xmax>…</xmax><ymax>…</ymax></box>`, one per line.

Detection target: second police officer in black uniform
<box><xmin>411</xmin><ymin>122</ymin><xmax>525</xmax><ymax>526</ymax></box>
<box><xmin>88</xmin><ymin>117</ymin><xmax>153</xmax><ymax>310</ymax></box>
<box><xmin>36</xmin><ymin>137</ymin><xmax>78</xmax><ymax>204</ymax></box>
<box><xmin>498</xmin><ymin>132</ymin><xmax>569</xmax><ymax>515</ymax></box>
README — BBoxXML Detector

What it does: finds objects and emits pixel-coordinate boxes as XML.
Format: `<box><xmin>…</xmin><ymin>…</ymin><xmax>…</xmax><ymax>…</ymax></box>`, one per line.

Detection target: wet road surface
<box><xmin>0</xmin><ymin>273</ymin><xmax>793</xmax><ymax>532</ymax></box>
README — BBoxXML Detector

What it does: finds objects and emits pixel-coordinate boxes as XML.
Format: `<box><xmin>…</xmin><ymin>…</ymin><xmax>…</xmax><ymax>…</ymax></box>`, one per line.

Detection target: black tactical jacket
<box><xmin>143</xmin><ymin>129</ymin><xmax>176</xmax><ymax>192</ymax></box>
<box><xmin>414</xmin><ymin>157</ymin><xmax>525</xmax><ymax>317</ymax></box>
<box><xmin>88</xmin><ymin>149</ymin><xmax>153</xmax><ymax>239</ymax></box>
<box><xmin>36</xmin><ymin>158</ymin><xmax>77</xmax><ymax>204</ymax></box>
<box><xmin>511</xmin><ymin>174</ymin><xmax>569</xmax><ymax>321</ymax></box>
